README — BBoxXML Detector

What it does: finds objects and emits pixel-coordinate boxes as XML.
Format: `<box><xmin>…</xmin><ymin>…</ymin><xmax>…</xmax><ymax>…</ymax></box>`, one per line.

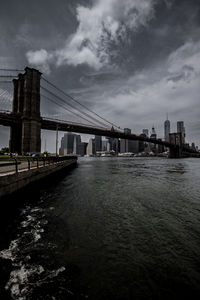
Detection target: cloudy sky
<box><xmin>0</xmin><ymin>0</ymin><xmax>200</xmax><ymax>151</ymax></box>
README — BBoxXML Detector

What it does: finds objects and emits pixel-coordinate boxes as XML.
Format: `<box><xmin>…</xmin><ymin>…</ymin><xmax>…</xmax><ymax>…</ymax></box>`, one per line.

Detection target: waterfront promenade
<box><xmin>0</xmin><ymin>156</ymin><xmax>77</xmax><ymax>198</ymax></box>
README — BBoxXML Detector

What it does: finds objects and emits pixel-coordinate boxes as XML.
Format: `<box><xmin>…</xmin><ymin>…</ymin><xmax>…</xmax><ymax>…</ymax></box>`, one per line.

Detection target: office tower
<box><xmin>107</xmin><ymin>138</ymin><xmax>120</xmax><ymax>154</ymax></box>
<box><xmin>164</xmin><ymin>115</ymin><xmax>170</xmax><ymax>142</ymax></box>
<box><xmin>120</xmin><ymin>128</ymin><xmax>139</xmax><ymax>153</ymax></box>
<box><xmin>102</xmin><ymin>140</ymin><xmax>108</xmax><ymax>151</ymax></box>
<box><xmin>73</xmin><ymin>135</ymin><xmax>81</xmax><ymax>154</ymax></box>
<box><xmin>142</xmin><ymin>129</ymin><xmax>149</xmax><ymax>137</ymax></box>
<box><xmin>150</xmin><ymin>126</ymin><xmax>157</xmax><ymax>139</ymax></box>
<box><xmin>59</xmin><ymin>132</ymin><xmax>74</xmax><ymax>155</ymax></box>
<box><xmin>95</xmin><ymin>135</ymin><xmax>102</xmax><ymax>153</ymax></box>
<box><xmin>87</xmin><ymin>138</ymin><xmax>95</xmax><ymax>156</ymax></box>
<box><xmin>59</xmin><ymin>133</ymin><xmax>87</xmax><ymax>156</ymax></box>
<box><xmin>177</xmin><ymin>121</ymin><xmax>185</xmax><ymax>144</ymax></box>
<box><xmin>150</xmin><ymin>126</ymin><xmax>157</xmax><ymax>152</ymax></box>
<box><xmin>77</xmin><ymin>142</ymin><xmax>87</xmax><ymax>156</ymax></box>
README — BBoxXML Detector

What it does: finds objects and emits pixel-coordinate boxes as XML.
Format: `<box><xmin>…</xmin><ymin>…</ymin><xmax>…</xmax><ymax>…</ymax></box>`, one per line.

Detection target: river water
<box><xmin>0</xmin><ymin>157</ymin><xmax>200</xmax><ymax>300</ymax></box>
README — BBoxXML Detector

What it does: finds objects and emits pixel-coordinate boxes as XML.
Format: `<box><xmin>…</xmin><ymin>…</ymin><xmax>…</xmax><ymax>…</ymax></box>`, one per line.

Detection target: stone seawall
<box><xmin>0</xmin><ymin>158</ymin><xmax>77</xmax><ymax>198</ymax></box>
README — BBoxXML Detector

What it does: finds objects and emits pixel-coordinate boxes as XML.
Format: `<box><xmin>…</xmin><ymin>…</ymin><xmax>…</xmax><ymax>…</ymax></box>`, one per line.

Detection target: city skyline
<box><xmin>41</xmin><ymin>116</ymin><xmax>196</xmax><ymax>154</ymax></box>
<box><xmin>56</xmin><ymin>118</ymin><xmax>197</xmax><ymax>157</ymax></box>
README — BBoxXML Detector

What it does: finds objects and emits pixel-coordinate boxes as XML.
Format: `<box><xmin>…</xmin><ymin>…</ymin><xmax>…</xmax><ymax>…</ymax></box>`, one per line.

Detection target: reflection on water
<box><xmin>0</xmin><ymin>157</ymin><xmax>200</xmax><ymax>299</ymax></box>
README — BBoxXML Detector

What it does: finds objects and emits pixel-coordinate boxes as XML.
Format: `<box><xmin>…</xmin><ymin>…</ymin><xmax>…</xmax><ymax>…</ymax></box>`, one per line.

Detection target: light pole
<box><xmin>56</xmin><ymin>124</ymin><xmax>58</xmax><ymax>157</ymax></box>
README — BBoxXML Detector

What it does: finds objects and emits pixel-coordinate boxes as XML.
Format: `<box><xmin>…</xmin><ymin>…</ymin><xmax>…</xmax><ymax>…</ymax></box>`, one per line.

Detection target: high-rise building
<box><xmin>150</xmin><ymin>126</ymin><xmax>157</xmax><ymax>152</ymax></box>
<box><xmin>95</xmin><ymin>135</ymin><xmax>102</xmax><ymax>153</ymax></box>
<box><xmin>164</xmin><ymin>115</ymin><xmax>170</xmax><ymax>142</ymax></box>
<box><xmin>107</xmin><ymin>138</ymin><xmax>120</xmax><ymax>154</ymax></box>
<box><xmin>142</xmin><ymin>129</ymin><xmax>149</xmax><ymax>137</ymax></box>
<box><xmin>102</xmin><ymin>140</ymin><xmax>108</xmax><ymax>151</ymax></box>
<box><xmin>191</xmin><ymin>143</ymin><xmax>196</xmax><ymax>151</ymax></box>
<box><xmin>59</xmin><ymin>133</ymin><xmax>87</xmax><ymax>156</ymax></box>
<box><xmin>59</xmin><ymin>132</ymin><xmax>74</xmax><ymax>155</ymax></box>
<box><xmin>73</xmin><ymin>135</ymin><xmax>81</xmax><ymax>154</ymax></box>
<box><xmin>87</xmin><ymin>138</ymin><xmax>95</xmax><ymax>156</ymax></box>
<box><xmin>177</xmin><ymin>121</ymin><xmax>185</xmax><ymax>144</ymax></box>
<box><xmin>120</xmin><ymin>128</ymin><xmax>139</xmax><ymax>153</ymax></box>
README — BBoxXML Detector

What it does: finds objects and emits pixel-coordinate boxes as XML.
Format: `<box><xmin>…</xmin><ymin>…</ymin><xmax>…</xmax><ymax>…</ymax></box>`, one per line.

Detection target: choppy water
<box><xmin>0</xmin><ymin>157</ymin><xmax>200</xmax><ymax>299</ymax></box>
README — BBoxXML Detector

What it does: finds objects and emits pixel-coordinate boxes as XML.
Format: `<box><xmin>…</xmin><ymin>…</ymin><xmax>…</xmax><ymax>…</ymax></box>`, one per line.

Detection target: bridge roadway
<box><xmin>0</xmin><ymin>111</ymin><xmax>199</xmax><ymax>155</ymax></box>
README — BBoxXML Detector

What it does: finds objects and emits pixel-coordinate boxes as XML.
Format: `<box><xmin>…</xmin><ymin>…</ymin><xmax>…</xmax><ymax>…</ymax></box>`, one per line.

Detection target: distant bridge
<box><xmin>0</xmin><ymin>67</ymin><xmax>199</xmax><ymax>158</ymax></box>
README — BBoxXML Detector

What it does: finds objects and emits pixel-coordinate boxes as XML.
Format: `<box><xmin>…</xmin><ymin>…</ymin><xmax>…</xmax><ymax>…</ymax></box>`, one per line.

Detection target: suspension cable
<box><xmin>42</xmin><ymin>76</ymin><xmax>121</xmax><ymax>130</ymax></box>
<box><xmin>41</xmin><ymin>93</ymin><xmax>105</xmax><ymax>128</ymax></box>
<box><xmin>40</xmin><ymin>85</ymin><xmax>109</xmax><ymax>129</ymax></box>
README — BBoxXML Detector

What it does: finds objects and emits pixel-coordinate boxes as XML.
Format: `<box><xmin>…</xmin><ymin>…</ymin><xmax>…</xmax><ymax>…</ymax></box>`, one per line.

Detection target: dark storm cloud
<box><xmin>0</xmin><ymin>0</ymin><xmax>200</xmax><ymax>150</ymax></box>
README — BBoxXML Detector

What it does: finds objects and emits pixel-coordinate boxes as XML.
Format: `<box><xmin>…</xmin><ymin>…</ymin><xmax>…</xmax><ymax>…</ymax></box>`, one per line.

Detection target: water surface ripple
<box><xmin>0</xmin><ymin>157</ymin><xmax>200</xmax><ymax>299</ymax></box>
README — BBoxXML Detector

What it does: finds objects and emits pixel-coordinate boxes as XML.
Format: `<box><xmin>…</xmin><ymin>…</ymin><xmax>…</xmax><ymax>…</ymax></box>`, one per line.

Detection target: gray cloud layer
<box><xmin>0</xmin><ymin>0</ymin><xmax>200</xmax><ymax>151</ymax></box>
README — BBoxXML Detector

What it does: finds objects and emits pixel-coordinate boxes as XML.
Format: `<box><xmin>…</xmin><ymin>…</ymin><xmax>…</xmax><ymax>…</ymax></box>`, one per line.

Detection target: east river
<box><xmin>0</xmin><ymin>157</ymin><xmax>200</xmax><ymax>299</ymax></box>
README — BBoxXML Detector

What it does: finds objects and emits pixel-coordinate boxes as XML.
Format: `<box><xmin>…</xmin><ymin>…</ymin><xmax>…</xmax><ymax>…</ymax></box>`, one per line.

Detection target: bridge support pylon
<box><xmin>9</xmin><ymin>67</ymin><xmax>42</xmax><ymax>154</ymax></box>
<box><xmin>169</xmin><ymin>147</ymin><xmax>182</xmax><ymax>158</ymax></box>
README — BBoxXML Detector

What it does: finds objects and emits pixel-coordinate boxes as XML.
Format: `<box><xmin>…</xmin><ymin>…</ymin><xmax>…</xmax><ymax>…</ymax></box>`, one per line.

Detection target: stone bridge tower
<box><xmin>9</xmin><ymin>67</ymin><xmax>42</xmax><ymax>154</ymax></box>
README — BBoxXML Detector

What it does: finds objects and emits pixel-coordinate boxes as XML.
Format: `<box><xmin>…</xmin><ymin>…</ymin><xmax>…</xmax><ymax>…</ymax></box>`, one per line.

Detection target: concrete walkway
<box><xmin>0</xmin><ymin>161</ymin><xmax>45</xmax><ymax>176</ymax></box>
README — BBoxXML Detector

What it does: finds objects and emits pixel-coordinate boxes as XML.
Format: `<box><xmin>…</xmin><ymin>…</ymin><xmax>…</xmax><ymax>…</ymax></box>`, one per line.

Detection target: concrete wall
<box><xmin>0</xmin><ymin>158</ymin><xmax>77</xmax><ymax>198</ymax></box>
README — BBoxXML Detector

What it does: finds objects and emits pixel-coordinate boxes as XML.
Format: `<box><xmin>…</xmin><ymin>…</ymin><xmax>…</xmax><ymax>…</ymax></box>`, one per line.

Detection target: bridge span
<box><xmin>0</xmin><ymin>67</ymin><xmax>199</xmax><ymax>159</ymax></box>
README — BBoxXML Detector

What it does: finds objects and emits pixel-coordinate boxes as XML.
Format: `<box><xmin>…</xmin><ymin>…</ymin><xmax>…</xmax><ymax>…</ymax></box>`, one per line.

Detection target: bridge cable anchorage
<box><xmin>40</xmin><ymin>93</ymin><xmax>107</xmax><ymax>128</ymax></box>
<box><xmin>40</xmin><ymin>86</ymin><xmax>110</xmax><ymax>129</ymax></box>
<box><xmin>41</xmin><ymin>76</ymin><xmax>122</xmax><ymax>130</ymax></box>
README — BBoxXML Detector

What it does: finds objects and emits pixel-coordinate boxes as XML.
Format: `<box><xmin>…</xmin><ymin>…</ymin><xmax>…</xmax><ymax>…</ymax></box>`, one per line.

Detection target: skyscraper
<box><xmin>95</xmin><ymin>135</ymin><xmax>102</xmax><ymax>153</ymax></box>
<box><xmin>164</xmin><ymin>115</ymin><xmax>170</xmax><ymax>142</ymax></box>
<box><xmin>87</xmin><ymin>138</ymin><xmax>95</xmax><ymax>156</ymax></box>
<box><xmin>177</xmin><ymin>121</ymin><xmax>185</xmax><ymax>144</ymax></box>
<box><xmin>142</xmin><ymin>129</ymin><xmax>149</xmax><ymax>137</ymax></box>
<box><xmin>150</xmin><ymin>126</ymin><xmax>157</xmax><ymax>152</ymax></box>
<box><xmin>120</xmin><ymin>128</ymin><xmax>139</xmax><ymax>153</ymax></box>
<box><xmin>59</xmin><ymin>133</ymin><xmax>87</xmax><ymax>156</ymax></box>
<box><xmin>59</xmin><ymin>132</ymin><xmax>74</xmax><ymax>155</ymax></box>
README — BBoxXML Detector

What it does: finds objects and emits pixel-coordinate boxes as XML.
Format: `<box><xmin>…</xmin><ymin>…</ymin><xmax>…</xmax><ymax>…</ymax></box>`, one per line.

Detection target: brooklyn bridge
<box><xmin>0</xmin><ymin>67</ymin><xmax>199</xmax><ymax>158</ymax></box>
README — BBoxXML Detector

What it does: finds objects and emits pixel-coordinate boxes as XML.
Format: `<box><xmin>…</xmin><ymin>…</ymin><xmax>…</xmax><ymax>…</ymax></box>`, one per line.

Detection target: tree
<box><xmin>0</xmin><ymin>147</ymin><xmax>9</xmax><ymax>154</ymax></box>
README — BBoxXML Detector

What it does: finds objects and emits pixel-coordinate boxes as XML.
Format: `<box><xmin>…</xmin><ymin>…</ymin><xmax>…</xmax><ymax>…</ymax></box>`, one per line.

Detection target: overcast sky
<box><xmin>0</xmin><ymin>0</ymin><xmax>200</xmax><ymax>152</ymax></box>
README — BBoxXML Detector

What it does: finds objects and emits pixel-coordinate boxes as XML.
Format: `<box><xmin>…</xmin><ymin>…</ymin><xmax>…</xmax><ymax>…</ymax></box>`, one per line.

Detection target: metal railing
<box><xmin>0</xmin><ymin>156</ymin><xmax>77</xmax><ymax>175</ymax></box>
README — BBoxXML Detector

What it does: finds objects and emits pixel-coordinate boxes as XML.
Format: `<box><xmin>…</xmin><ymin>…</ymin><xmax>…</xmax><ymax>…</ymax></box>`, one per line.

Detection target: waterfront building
<box><xmin>76</xmin><ymin>142</ymin><xmax>87</xmax><ymax>156</ymax></box>
<box><xmin>73</xmin><ymin>135</ymin><xmax>81</xmax><ymax>154</ymax></box>
<box><xmin>164</xmin><ymin>115</ymin><xmax>170</xmax><ymax>142</ymax></box>
<box><xmin>59</xmin><ymin>132</ymin><xmax>74</xmax><ymax>155</ymax></box>
<box><xmin>59</xmin><ymin>133</ymin><xmax>87</xmax><ymax>156</ymax></box>
<box><xmin>95</xmin><ymin>135</ymin><xmax>102</xmax><ymax>154</ymax></box>
<box><xmin>107</xmin><ymin>138</ymin><xmax>120</xmax><ymax>154</ymax></box>
<box><xmin>120</xmin><ymin>128</ymin><xmax>139</xmax><ymax>153</ymax></box>
<box><xmin>87</xmin><ymin>138</ymin><xmax>95</xmax><ymax>156</ymax></box>
<box><xmin>177</xmin><ymin>121</ymin><xmax>186</xmax><ymax>144</ymax></box>
<box><xmin>102</xmin><ymin>140</ymin><xmax>108</xmax><ymax>151</ymax></box>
